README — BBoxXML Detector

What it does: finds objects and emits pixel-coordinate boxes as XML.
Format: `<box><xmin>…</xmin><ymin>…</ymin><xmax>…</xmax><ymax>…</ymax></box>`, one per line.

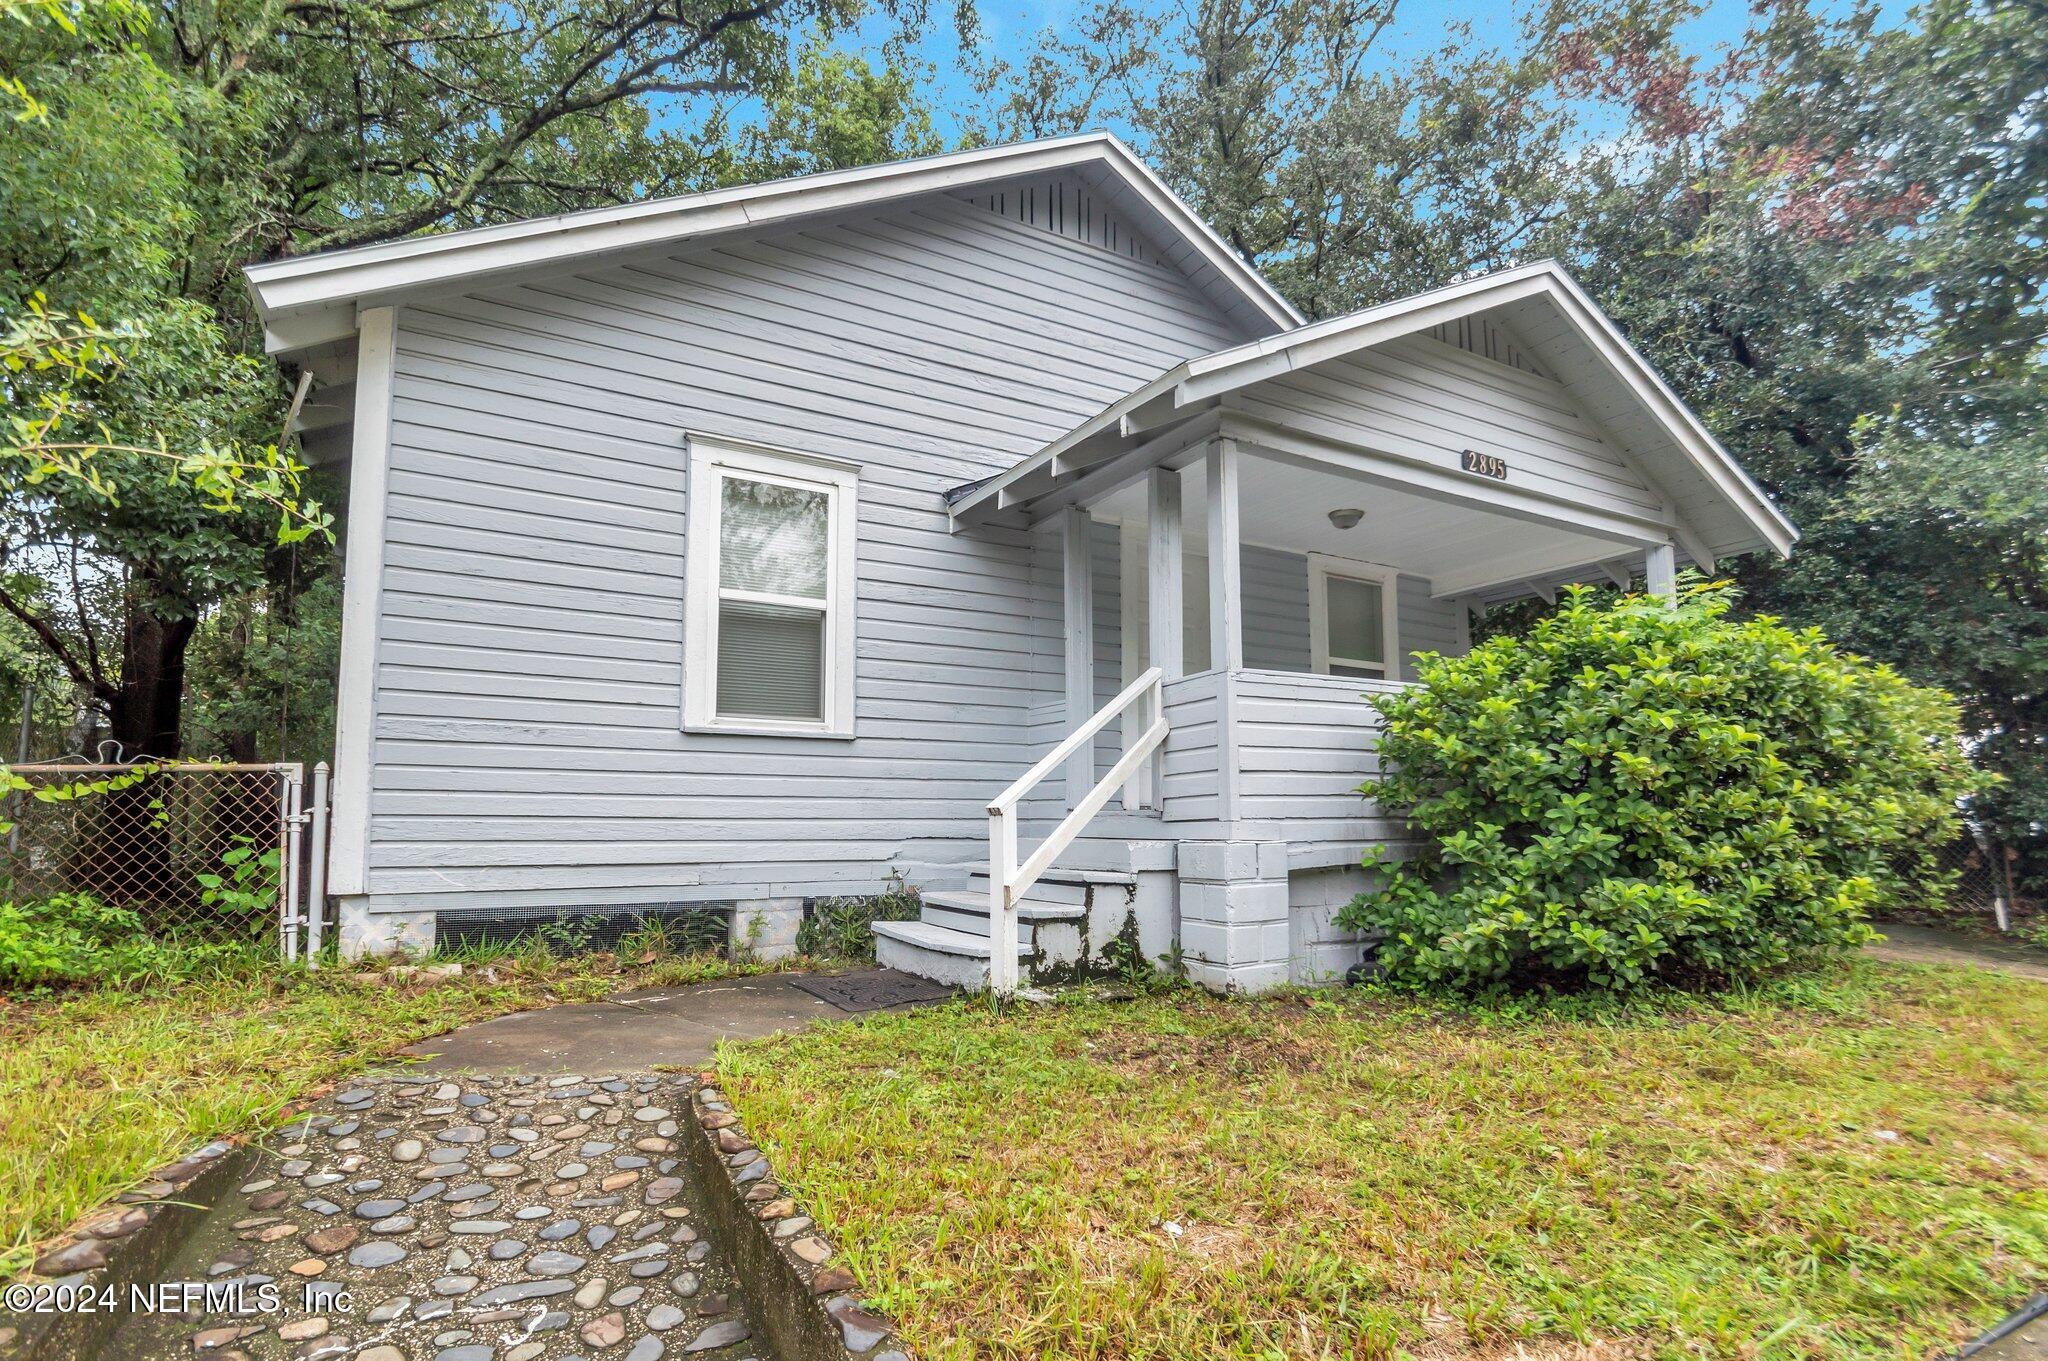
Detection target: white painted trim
<box><xmin>682</xmin><ymin>435</ymin><xmax>859</xmax><ymax>739</ymax></box>
<box><xmin>1645</xmin><ymin>542</ymin><xmax>1678</xmax><ymax>601</ymax></box>
<box><xmin>326</xmin><ymin>306</ymin><xmax>397</xmax><ymax>899</ymax></box>
<box><xmin>1206</xmin><ymin>440</ymin><xmax>1245</xmax><ymax>672</ymax></box>
<box><xmin>1118</xmin><ymin>517</ymin><xmax>1144</xmax><ymax>689</ymax></box>
<box><xmin>1307</xmin><ymin>553</ymin><xmax>1402</xmax><ymax>680</ymax></box>
<box><xmin>1146</xmin><ymin>468</ymin><xmax>1185</xmax><ymax>682</ymax></box>
<box><xmin>1232</xmin><ymin>414</ymin><xmax>1675</xmax><ymax>549</ymax></box>
<box><xmin>1061</xmin><ymin>507</ymin><xmax>1096</xmax><ymax>808</ymax></box>
<box><xmin>245</xmin><ymin>133</ymin><xmax>1300</xmax><ymax>356</ymax></box>
<box><xmin>1117</xmin><ymin>518</ymin><xmax>1151</xmax><ymax>810</ymax></box>
<box><xmin>949</xmin><ymin>261</ymin><xmax>1797</xmax><ymax>565</ymax></box>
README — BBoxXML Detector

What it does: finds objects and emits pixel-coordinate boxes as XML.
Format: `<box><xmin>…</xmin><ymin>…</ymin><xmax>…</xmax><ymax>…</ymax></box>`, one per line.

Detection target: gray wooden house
<box><xmin>245</xmin><ymin>133</ymin><xmax>1796</xmax><ymax>993</ymax></box>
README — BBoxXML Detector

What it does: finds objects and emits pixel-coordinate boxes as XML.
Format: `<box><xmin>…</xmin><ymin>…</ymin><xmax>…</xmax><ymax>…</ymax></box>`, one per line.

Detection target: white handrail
<box><xmin>985</xmin><ymin>666</ymin><xmax>1167</xmax><ymax>995</ymax></box>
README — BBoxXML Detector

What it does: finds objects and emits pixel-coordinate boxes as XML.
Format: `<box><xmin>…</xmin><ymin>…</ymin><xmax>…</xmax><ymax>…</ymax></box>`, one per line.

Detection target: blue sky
<box><xmin>822</xmin><ymin>0</ymin><xmax>1794</xmax><ymax>146</ymax></box>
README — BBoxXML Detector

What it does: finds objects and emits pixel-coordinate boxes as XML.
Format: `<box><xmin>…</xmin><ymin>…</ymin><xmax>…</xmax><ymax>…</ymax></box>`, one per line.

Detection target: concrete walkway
<box><xmin>401</xmin><ymin>976</ymin><xmax>862</xmax><ymax>1074</ymax></box>
<box><xmin>1869</xmin><ymin>924</ymin><xmax>2048</xmax><ymax>984</ymax></box>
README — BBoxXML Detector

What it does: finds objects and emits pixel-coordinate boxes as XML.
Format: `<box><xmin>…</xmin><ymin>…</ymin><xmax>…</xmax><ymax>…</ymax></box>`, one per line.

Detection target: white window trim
<box><xmin>1308</xmin><ymin>553</ymin><xmax>1402</xmax><ymax>681</ymax></box>
<box><xmin>683</xmin><ymin>434</ymin><xmax>858</xmax><ymax>739</ymax></box>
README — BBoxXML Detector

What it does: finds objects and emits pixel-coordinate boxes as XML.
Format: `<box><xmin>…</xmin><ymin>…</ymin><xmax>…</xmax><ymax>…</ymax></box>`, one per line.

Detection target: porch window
<box><xmin>1309</xmin><ymin>555</ymin><xmax>1400</xmax><ymax>680</ymax></box>
<box><xmin>683</xmin><ymin>437</ymin><xmax>858</xmax><ymax>737</ymax></box>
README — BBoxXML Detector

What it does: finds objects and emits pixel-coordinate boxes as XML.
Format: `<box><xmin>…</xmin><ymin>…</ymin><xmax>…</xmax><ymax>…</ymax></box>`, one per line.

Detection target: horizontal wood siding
<box><xmin>1159</xmin><ymin>669</ymin><xmax>1415</xmax><ymax>858</ymax></box>
<box><xmin>1239</xmin><ymin>335</ymin><xmax>1664</xmax><ymax>523</ymax></box>
<box><xmin>1233</xmin><ymin>671</ymin><xmax>1410</xmax><ymax>855</ymax></box>
<box><xmin>1397</xmin><ymin>575</ymin><xmax>1463</xmax><ymax>670</ymax></box>
<box><xmin>369</xmin><ymin>183</ymin><xmax>1249</xmax><ymax>913</ymax></box>
<box><xmin>1159</xmin><ymin>671</ymin><xmax>1223</xmax><ymax>825</ymax></box>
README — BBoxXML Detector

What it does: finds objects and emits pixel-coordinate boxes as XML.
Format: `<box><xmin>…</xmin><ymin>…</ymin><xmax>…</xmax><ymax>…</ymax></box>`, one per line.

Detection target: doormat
<box><xmin>789</xmin><ymin>968</ymin><xmax>957</xmax><ymax>1013</ymax></box>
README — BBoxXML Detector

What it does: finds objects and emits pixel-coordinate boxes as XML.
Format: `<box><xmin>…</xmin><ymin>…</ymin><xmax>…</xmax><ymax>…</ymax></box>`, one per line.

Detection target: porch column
<box><xmin>1146</xmin><ymin>468</ymin><xmax>1184</xmax><ymax>679</ymax></box>
<box><xmin>1644</xmin><ymin>542</ymin><xmax>1677</xmax><ymax>603</ymax></box>
<box><xmin>1061</xmin><ymin>506</ymin><xmax>1095</xmax><ymax>807</ymax></box>
<box><xmin>1205</xmin><ymin>439</ymin><xmax>1244</xmax><ymax>671</ymax></box>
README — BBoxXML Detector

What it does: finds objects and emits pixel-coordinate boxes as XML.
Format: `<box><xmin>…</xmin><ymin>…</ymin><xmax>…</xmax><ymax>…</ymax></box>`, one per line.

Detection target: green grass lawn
<box><xmin>718</xmin><ymin>961</ymin><xmax>2048</xmax><ymax>1361</ymax></box>
<box><xmin>0</xmin><ymin>944</ymin><xmax>774</xmax><ymax>1276</ymax></box>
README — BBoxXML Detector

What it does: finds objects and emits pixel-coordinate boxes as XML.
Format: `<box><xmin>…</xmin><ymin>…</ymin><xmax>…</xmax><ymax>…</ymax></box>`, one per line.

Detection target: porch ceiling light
<box><xmin>1327</xmin><ymin>508</ymin><xmax>1365</xmax><ymax>530</ymax></box>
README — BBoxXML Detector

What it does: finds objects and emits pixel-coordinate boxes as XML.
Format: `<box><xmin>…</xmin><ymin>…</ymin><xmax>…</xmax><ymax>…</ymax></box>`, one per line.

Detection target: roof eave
<box><xmin>244</xmin><ymin>133</ymin><xmax>1301</xmax><ymax>357</ymax></box>
<box><xmin>951</xmin><ymin>260</ymin><xmax>1800</xmax><ymax>560</ymax></box>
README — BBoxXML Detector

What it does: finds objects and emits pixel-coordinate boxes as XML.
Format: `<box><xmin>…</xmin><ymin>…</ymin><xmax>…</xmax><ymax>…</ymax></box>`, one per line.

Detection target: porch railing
<box><xmin>986</xmin><ymin>666</ymin><xmax>1167</xmax><ymax>994</ymax></box>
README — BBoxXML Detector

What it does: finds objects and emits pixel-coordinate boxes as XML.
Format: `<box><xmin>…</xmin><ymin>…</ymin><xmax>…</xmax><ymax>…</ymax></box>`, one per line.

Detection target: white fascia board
<box><xmin>247</xmin><ymin>133</ymin><xmax>1301</xmax><ymax>356</ymax></box>
<box><xmin>1171</xmin><ymin>259</ymin><xmax>1795</xmax><ymax>559</ymax></box>
<box><xmin>1176</xmin><ymin>265</ymin><xmax>1562</xmax><ymax>403</ymax></box>
<box><xmin>1088</xmin><ymin>138</ymin><xmax>1303</xmax><ymax>331</ymax></box>
<box><xmin>1228</xmin><ymin>412</ymin><xmax>1678</xmax><ymax>552</ymax></box>
<box><xmin>949</xmin><ymin>364</ymin><xmax>1195</xmax><ymax>526</ymax></box>
<box><xmin>1540</xmin><ymin>270</ymin><xmax>1799</xmax><ymax>557</ymax></box>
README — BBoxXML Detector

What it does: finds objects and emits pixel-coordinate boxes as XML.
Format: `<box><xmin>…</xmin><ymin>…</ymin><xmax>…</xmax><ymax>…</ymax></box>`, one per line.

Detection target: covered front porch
<box><xmin>1050</xmin><ymin>434</ymin><xmax>1686</xmax><ymax>860</ymax></box>
<box><xmin>890</xmin><ymin>262</ymin><xmax>1795</xmax><ymax>993</ymax></box>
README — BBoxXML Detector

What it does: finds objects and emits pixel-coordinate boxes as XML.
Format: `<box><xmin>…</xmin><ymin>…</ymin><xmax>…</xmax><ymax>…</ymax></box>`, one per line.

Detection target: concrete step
<box><xmin>959</xmin><ymin>865</ymin><xmax>1137</xmax><ymax>907</ymax></box>
<box><xmin>872</xmin><ymin>919</ymin><xmax>1030</xmax><ymax>992</ymax></box>
<box><xmin>919</xmin><ymin>890</ymin><xmax>1084</xmax><ymax>939</ymax></box>
<box><xmin>872</xmin><ymin>918</ymin><xmax>1029</xmax><ymax>958</ymax></box>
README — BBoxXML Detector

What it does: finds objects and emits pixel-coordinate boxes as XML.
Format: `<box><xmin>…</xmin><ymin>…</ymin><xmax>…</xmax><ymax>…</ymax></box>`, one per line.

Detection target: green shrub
<box><xmin>0</xmin><ymin>892</ymin><xmax>261</xmax><ymax>988</ymax></box>
<box><xmin>1336</xmin><ymin>586</ymin><xmax>1984</xmax><ymax>993</ymax></box>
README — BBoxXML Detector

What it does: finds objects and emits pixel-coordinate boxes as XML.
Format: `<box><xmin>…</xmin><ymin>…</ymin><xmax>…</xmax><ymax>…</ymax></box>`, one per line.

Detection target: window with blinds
<box><xmin>683</xmin><ymin>438</ymin><xmax>858</xmax><ymax>737</ymax></box>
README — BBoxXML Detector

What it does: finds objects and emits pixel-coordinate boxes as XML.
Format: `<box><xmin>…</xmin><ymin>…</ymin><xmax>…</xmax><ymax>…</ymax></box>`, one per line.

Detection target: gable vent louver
<box><xmin>1423</xmin><ymin>314</ymin><xmax>1549</xmax><ymax>378</ymax></box>
<box><xmin>961</xmin><ymin>178</ymin><xmax>1167</xmax><ymax>267</ymax></box>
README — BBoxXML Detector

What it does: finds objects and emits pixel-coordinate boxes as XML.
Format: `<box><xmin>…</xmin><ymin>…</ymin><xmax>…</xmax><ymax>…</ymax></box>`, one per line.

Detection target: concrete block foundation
<box><xmin>729</xmin><ymin>897</ymin><xmax>803</xmax><ymax>962</ymax></box>
<box><xmin>336</xmin><ymin>899</ymin><xmax>435</xmax><ymax>960</ymax></box>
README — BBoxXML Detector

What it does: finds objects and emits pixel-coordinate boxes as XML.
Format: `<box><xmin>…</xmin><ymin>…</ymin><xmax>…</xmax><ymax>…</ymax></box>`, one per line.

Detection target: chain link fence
<box><xmin>0</xmin><ymin>763</ymin><xmax>322</xmax><ymax>956</ymax></box>
<box><xmin>1926</xmin><ymin>831</ymin><xmax>2022</xmax><ymax>932</ymax></box>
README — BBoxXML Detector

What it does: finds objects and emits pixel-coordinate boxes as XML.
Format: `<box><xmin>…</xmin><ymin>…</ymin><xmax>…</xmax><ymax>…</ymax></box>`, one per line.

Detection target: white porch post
<box><xmin>1137</xmin><ymin>467</ymin><xmax>1185</xmax><ymax>811</ymax></box>
<box><xmin>1205</xmin><ymin>440</ymin><xmax>1244</xmax><ymax>671</ymax></box>
<box><xmin>1206</xmin><ymin>439</ymin><xmax>1244</xmax><ymax>828</ymax></box>
<box><xmin>1644</xmin><ymin>542</ymin><xmax>1678</xmax><ymax>603</ymax></box>
<box><xmin>1061</xmin><ymin>506</ymin><xmax>1095</xmax><ymax>808</ymax></box>
<box><xmin>1147</xmin><ymin>468</ymin><xmax>1185</xmax><ymax>679</ymax></box>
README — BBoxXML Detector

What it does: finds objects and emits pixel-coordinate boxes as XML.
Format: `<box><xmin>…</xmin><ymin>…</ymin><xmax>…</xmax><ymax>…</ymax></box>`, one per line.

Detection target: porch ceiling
<box><xmin>1089</xmin><ymin>453</ymin><xmax>1636</xmax><ymax>599</ymax></box>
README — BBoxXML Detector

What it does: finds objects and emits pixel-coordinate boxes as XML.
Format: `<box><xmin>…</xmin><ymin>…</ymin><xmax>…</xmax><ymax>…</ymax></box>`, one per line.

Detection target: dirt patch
<box><xmin>1414</xmin><ymin>1323</ymin><xmax>1649</xmax><ymax>1361</ymax></box>
<box><xmin>1084</xmin><ymin>1027</ymin><xmax>1328</xmax><ymax>1080</ymax></box>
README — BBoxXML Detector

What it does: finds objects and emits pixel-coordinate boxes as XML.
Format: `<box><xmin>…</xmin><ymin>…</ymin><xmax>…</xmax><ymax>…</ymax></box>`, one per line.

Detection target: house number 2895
<box><xmin>1460</xmin><ymin>449</ymin><xmax>1509</xmax><ymax>480</ymax></box>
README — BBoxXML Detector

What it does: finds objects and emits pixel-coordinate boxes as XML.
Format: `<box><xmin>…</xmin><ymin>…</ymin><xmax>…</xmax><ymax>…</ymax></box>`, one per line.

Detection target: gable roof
<box><xmin>243</xmin><ymin>133</ymin><xmax>1304</xmax><ymax>357</ymax></box>
<box><xmin>948</xmin><ymin>260</ymin><xmax>1798</xmax><ymax>564</ymax></box>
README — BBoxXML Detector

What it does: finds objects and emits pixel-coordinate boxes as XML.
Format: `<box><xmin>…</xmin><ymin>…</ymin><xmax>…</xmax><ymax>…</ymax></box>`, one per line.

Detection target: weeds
<box><xmin>797</xmin><ymin>873</ymin><xmax>923</xmax><ymax>961</ymax></box>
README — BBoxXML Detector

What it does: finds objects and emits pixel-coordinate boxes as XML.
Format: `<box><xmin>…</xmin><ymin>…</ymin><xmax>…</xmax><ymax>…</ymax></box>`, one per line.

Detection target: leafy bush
<box><xmin>797</xmin><ymin>873</ymin><xmax>922</xmax><ymax>960</ymax></box>
<box><xmin>0</xmin><ymin>893</ymin><xmax>260</xmax><ymax>988</ymax></box>
<box><xmin>1336</xmin><ymin>586</ymin><xmax>1984</xmax><ymax>993</ymax></box>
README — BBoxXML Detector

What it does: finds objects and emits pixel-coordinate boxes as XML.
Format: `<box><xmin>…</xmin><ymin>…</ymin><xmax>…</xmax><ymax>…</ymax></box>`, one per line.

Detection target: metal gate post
<box><xmin>305</xmin><ymin>762</ymin><xmax>330</xmax><ymax>966</ymax></box>
<box><xmin>1972</xmin><ymin>827</ymin><xmax>2012</xmax><ymax>933</ymax></box>
<box><xmin>281</xmin><ymin>764</ymin><xmax>305</xmax><ymax>963</ymax></box>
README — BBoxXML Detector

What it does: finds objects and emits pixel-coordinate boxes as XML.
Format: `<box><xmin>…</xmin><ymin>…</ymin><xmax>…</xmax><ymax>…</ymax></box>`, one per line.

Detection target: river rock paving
<box><xmin>103</xmin><ymin>1074</ymin><xmax>768</xmax><ymax>1361</ymax></box>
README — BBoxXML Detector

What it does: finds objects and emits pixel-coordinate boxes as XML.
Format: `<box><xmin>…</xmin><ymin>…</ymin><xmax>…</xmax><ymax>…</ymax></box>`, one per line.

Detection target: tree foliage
<box><xmin>996</xmin><ymin>0</ymin><xmax>2043</xmax><ymax>883</ymax></box>
<box><xmin>1542</xmin><ymin>0</ymin><xmax>2047</xmax><ymax>880</ymax></box>
<box><xmin>1337</xmin><ymin>587</ymin><xmax>1983</xmax><ymax>993</ymax></box>
<box><xmin>0</xmin><ymin>0</ymin><xmax>954</xmax><ymax>760</ymax></box>
<box><xmin>978</xmin><ymin>0</ymin><xmax>1582</xmax><ymax>315</ymax></box>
